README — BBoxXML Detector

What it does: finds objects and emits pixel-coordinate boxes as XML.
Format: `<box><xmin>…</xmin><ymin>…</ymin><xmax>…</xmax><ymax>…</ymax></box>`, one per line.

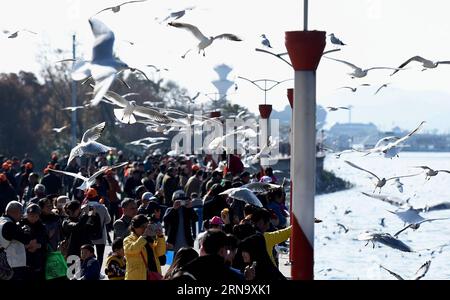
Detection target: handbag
<box><xmin>45</xmin><ymin>246</ymin><xmax>68</xmax><ymax>280</ymax></box>
<box><xmin>0</xmin><ymin>248</ymin><xmax>13</xmax><ymax>280</ymax></box>
<box><xmin>140</xmin><ymin>251</ymin><xmax>163</xmax><ymax>280</ymax></box>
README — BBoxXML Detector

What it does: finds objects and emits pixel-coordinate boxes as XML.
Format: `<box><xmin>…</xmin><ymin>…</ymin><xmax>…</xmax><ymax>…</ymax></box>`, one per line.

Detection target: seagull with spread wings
<box><xmin>68</xmin><ymin>122</ymin><xmax>112</xmax><ymax>165</ymax></box>
<box><xmin>361</xmin><ymin>192</ymin><xmax>410</xmax><ymax>208</ymax></box>
<box><xmin>345</xmin><ymin>160</ymin><xmax>420</xmax><ymax>193</ymax></box>
<box><xmin>4</xmin><ymin>29</ymin><xmax>37</xmax><ymax>39</ymax></box>
<box><xmin>325</xmin><ymin>56</ymin><xmax>403</xmax><ymax>78</ymax></box>
<box><xmin>49</xmin><ymin>162</ymin><xmax>128</xmax><ymax>191</ymax></box>
<box><xmin>413</xmin><ymin>165</ymin><xmax>450</xmax><ymax>180</ymax></box>
<box><xmin>391</xmin><ymin>56</ymin><xmax>450</xmax><ymax>75</ymax></box>
<box><xmin>380</xmin><ymin>261</ymin><xmax>431</xmax><ymax>280</ymax></box>
<box><xmin>360</xmin><ymin>121</ymin><xmax>426</xmax><ymax>158</ymax></box>
<box><xmin>52</xmin><ymin>125</ymin><xmax>68</xmax><ymax>133</ymax></box>
<box><xmin>62</xmin><ymin>105</ymin><xmax>86</xmax><ymax>112</ymax></box>
<box><xmin>338</xmin><ymin>83</ymin><xmax>371</xmax><ymax>92</ymax></box>
<box><xmin>168</xmin><ymin>22</ymin><xmax>242</xmax><ymax>58</ymax></box>
<box><xmin>374</xmin><ymin>83</ymin><xmax>391</xmax><ymax>95</ymax></box>
<box><xmin>94</xmin><ymin>0</ymin><xmax>147</xmax><ymax>16</ymax></box>
<box><xmin>327</xmin><ymin>106</ymin><xmax>349</xmax><ymax>112</ymax></box>
<box><xmin>393</xmin><ymin>217</ymin><xmax>450</xmax><ymax>237</ymax></box>
<box><xmin>71</xmin><ymin>18</ymin><xmax>129</xmax><ymax>106</ymax></box>
<box><xmin>100</xmin><ymin>90</ymin><xmax>176</xmax><ymax>125</ymax></box>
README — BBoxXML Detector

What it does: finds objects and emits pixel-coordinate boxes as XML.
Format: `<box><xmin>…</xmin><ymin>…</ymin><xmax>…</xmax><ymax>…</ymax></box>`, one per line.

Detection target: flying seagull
<box><xmin>52</xmin><ymin>125</ymin><xmax>68</xmax><ymax>133</ymax></box>
<box><xmin>68</xmin><ymin>122</ymin><xmax>112</xmax><ymax>165</ymax></box>
<box><xmin>337</xmin><ymin>223</ymin><xmax>349</xmax><ymax>233</ymax></box>
<box><xmin>327</xmin><ymin>106</ymin><xmax>349</xmax><ymax>112</ymax></box>
<box><xmin>261</xmin><ymin>34</ymin><xmax>272</xmax><ymax>48</ymax></box>
<box><xmin>380</xmin><ymin>261</ymin><xmax>431</xmax><ymax>280</ymax></box>
<box><xmin>391</xmin><ymin>56</ymin><xmax>450</xmax><ymax>75</ymax></box>
<box><xmin>413</xmin><ymin>166</ymin><xmax>450</xmax><ymax>180</ymax></box>
<box><xmin>94</xmin><ymin>0</ymin><xmax>147</xmax><ymax>16</ymax></box>
<box><xmin>146</xmin><ymin>65</ymin><xmax>169</xmax><ymax>72</ymax></box>
<box><xmin>344</xmin><ymin>160</ymin><xmax>420</xmax><ymax>193</ymax></box>
<box><xmin>4</xmin><ymin>29</ymin><xmax>37</xmax><ymax>39</ymax></box>
<box><xmin>325</xmin><ymin>56</ymin><xmax>403</xmax><ymax>78</ymax></box>
<box><xmin>360</xmin><ymin>121</ymin><xmax>426</xmax><ymax>158</ymax></box>
<box><xmin>182</xmin><ymin>92</ymin><xmax>201</xmax><ymax>103</ymax></box>
<box><xmin>374</xmin><ymin>83</ymin><xmax>391</xmax><ymax>95</ymax></box>
<box><xmin>392</xmin><ymin>178</ymin><xmax>404</xmax><ymax>193</ymax></box>
<box><xmin>168</xmin><ymin>22</ymin><xmax>242</xmax><ymax>58</ymax></box>
<box><xmin>100</xmin><ymin>90</ymin><xmax>176</xmax><ymax>125</ymax></box>
<box><xmin>160</xmin><ymin>7</ymin><xmax>195</xmax><ymax>23</ymax></box>
<box><xmin>338</xmin><ymin>83</ymin><xmax>371</xmax><ymax>92</ymax></box>
<box><xmin>357</xmin><ymin>232</ymin><xmax>413</xmax><ymax>252</ymax></box>
<box><xmin>71</xmin><ymin>18</ymin><xmax>129</xmax><ymax>106</ymax></box>
<box><xmin>329</xmin><ymin>33</ymin><xmax>346</xmax><ymax>46</ymax></box>
<box><xmin>393</xmin><ymin>217</ymin><xmax>450</xmax><ymax>237</ymax></box>
<box><xmin>361</xmin><ymin>192</ymin><xmax>410</xmax><ymax>208</ymax></box>
<box><xmin>50</xmin><ymin>162</ymin><xmax>128</xmax><ymax>190</ymax></box>
<box><xmin>62</xmin><ymin>105</ymin><xmax>86</xmax><ymax>112</ymax></box>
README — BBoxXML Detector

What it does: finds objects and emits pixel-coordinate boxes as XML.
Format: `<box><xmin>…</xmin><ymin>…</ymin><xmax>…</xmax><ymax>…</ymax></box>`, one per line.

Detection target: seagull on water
<box><xmin>49</xmin><ymin>162</ymin><xmax>128</xmax><ymax>191</ymax></box>
<box><xmin>261</xmin><ymin>34</ymin><xmax>272</xmax><ymax>48</ymax></box>
<box><xmin>344</xmin><ymin>160</ymin><xmax>420</xmax><ymax>193</ymax></box>
<box><xmin>380</xmin><ymin>261</ymin><xmax>431</xmax><ymax>280</ymax></box>
<box><xmin>71</xmin><ymin>18</ymin><xmax>129</xmax><ymax>106</ymax></box>
<box><xmin>68</xmin><ymin>122</ymin><xmax>112</xmax><ymax>165</ymax></box>
<box><xmin>168</xmin><ymin>22</ymin><xmax>242</xmax><ymax>58</ymax></box>
<box><xmin>391</xmin><ymin>56</ymin><xmax>450</xmax><ymax>75</ymax></box>
<box><xmin>52</xmin><ymin>125</ymin><xmax>68</xmax><ymax>133</ymax></box>
<box><xmin>94</xmin><ymin>0</ymin><xmax>148</xmax><ymax>16</ymax></box>
<box><xmin>325</xmin><ymin>56</ymin><xmax>403</xmax><ymax>78</ymax></box>
<box><xmin>360</xmin><ymin>121</ymin><xmax>426</xmax><ymax>158</ymax></box>
<box><xmin>329</xmin><ymin>33</ymin><xmax>346</xmax><ymax>46</ymax></box>
<box><xmin>413</xmin><ymin>166</ymin><xmax>450</xmax><ymax>180</ymax></box>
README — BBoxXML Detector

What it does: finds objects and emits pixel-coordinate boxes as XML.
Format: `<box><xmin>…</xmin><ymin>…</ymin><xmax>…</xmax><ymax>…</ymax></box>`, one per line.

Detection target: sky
<box><xmin>1</xmin><ymin>0</ymin><xmax>450</xmax><ymax>133</ymax></box>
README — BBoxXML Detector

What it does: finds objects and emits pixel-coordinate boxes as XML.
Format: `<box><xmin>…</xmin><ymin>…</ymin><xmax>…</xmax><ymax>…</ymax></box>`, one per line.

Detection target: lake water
<box><xmin>313</xmin><ymin>152</ymin><xmax>450</xmax><ymax>280</ymax></box>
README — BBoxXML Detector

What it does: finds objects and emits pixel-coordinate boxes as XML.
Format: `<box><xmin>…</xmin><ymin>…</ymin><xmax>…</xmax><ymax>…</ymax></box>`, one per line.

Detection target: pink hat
<box><xmin>210</xmin><ymin>216</ymin><xmax>224</xmax><ymax>226</ymax></box>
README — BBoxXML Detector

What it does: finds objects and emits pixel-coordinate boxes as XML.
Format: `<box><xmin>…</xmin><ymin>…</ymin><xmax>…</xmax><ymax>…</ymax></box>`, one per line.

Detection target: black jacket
<box><xmin>61</xmin><ymin>215</ymin><xmax>92</xmax><ymax>257</ymax></box>
<box><xmin>0</xmin><ymin>182</ymin><xmax>18</xmax><ymax>214</ymax></box>
<box><xmin>40</xmin><ymin>173</ymin><xmax>62</xmax><ymax>195</ymax></box>
<box><xmin>163</xmin><ymin>207</ymin><xmax>197</xmax><ymax>247</ymax></box>
<box><xmin>19</xmin><ymin>218</ymin><xmax>48</xmax><ymax>274</ymax></box>
<box><xmin>177</xmin><ymin>254</ymin><xmax>242</xmax><ymax>281</ymax></box>
<box><xmin>202</xmin><ymin>195</ymin><xmax>228</xmax><ymax>222</ymax></box>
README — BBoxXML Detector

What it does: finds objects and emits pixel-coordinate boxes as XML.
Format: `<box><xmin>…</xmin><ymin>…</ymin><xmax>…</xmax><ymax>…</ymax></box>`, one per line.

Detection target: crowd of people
<box><xmin>0</xmin><ymin>150</ymin><xmax>290</xmax><ymax>280</ymax></box>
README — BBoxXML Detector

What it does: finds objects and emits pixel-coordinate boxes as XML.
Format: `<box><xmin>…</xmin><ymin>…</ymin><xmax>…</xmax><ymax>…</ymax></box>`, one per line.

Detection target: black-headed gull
<box><xmin>344</xmin><ymin>160</ymin><xmax>420</xmax><ymax>193</ymax></box>
<box><xmin>4</xmin><ymin>29</ymin><xmax>37</xmax><ymax>39</ymax></box>
<box><xmin>391</xmin><ymin>56</ymin><xmax>450</xmax><ymax>75</ymax></box>
<box><xmin>325</xmin><ymin>56</ymin><xmax>402</xmax><ymax>78</ymax></box>
<box><xmin>338</xmin><ymin>83</ymin><xmax>371</xmax><ymax>92</ymax></box>
<box><xmin>168</xmin><ymin>22</ymin><xmax>242</xmax><ymax>58</ymax></box>
<box><xmin>360</xmin><ymin>121</ymin><xmax>426</xmax><ymax>158</ymax></box>
<box><xmin>94</xmin><ymin>0</ymin><xmax>147</xmax><ymax>16</ymax></box>
<box><xmin>52</xmin><ymin>125</ymin><xmax>69</xmax><ymax>133</ymax></box>
<box><xmin>327</xmin><ymin>106</ymin><xmax>349</xmax><ymax>112</ymax></box>
<box><xmin>49</xmin><ymin>161</ymin><xmax>128</xmax><ymax>190</ymax></box>
<box><xmin>71</xmin><ymin>18</ymin><xmax>129</xmax><ymax>106</ymax></box>
<box><xmin>413</xmin><ymin>165</ymin><xmax>450</xmax><ymax>180</ymax></box>
<box><xmin>328</xmin><ymin>33</ymin><xmax>346</xmax><ymax>46</ymax></box>
<box><xmin>68</xmin><ymin>122</ymin><xmax>112</xmax><ymax>164</ymax></box>
<box><xmin>380</xmin><ymin>261</ymin><xmax>431</xmax><ymax>280</ymax></box>
<box><xmin>374</xmin><ymin>83</ymin><xmax>391</xmax><ymax>95</ymax></box>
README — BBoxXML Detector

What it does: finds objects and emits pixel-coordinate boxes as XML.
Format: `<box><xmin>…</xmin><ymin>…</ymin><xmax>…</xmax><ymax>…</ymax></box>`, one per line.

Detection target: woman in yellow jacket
<box><xmin>124</xmin><ymin>214</ymin><xmax>166</xmax><ymax>280</ymax></box>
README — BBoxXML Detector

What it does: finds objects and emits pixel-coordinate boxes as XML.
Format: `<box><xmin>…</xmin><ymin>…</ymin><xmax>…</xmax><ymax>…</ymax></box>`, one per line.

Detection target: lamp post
<box><xmin>285</xmin><ymin>0</ymin><xmax>326</xmax><ymax>280</ymax></box>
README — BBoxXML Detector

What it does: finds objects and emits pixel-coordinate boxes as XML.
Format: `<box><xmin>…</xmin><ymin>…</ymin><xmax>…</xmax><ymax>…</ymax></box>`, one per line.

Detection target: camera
<box><xmin>179</xmin><ymin>200</ymin><xmax>186</xmax><ymax>206</ymax></box>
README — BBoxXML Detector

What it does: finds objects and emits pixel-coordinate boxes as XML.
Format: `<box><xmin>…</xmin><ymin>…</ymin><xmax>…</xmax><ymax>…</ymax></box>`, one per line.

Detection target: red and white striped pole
<box><xmin>285</xmin><ymin>31</ymin><xmax>326</xmax><ymax>280</ymax></box>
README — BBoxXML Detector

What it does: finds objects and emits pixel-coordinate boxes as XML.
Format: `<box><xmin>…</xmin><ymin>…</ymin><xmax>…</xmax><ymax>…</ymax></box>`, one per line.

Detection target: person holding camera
<box><xmin>163</xmin><ymin>190</ymin><xmax>198</xmax><ymax>253</ymax></box>
<box><xmin>123</xmin><ymin>214</ymin><xmax>166</xmax><ymax>280</ymax></box>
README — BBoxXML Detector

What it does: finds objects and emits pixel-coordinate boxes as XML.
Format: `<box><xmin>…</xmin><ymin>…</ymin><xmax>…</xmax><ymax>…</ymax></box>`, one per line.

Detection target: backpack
<box><xmin>85</xmin><ymin>207</ymin><xmax>103</xmax><ymax>241</ymax></box>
